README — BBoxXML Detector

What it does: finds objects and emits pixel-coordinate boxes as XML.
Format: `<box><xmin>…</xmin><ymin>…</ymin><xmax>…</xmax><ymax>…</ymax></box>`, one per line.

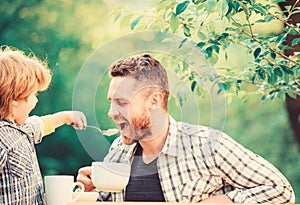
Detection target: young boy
<box><xmin>0</xmin><ymin>46</ymin><xmax>87</xmax><ymax>205</ymax></box>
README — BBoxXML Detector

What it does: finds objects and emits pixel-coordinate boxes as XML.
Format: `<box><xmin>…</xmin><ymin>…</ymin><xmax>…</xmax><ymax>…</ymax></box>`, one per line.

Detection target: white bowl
<box><xmin>72</xmin><ymin>192</ymin><xmax>99</xmax><ymax>202</ymax></box>
<box><xmin>91</xmin><ymin>162</ymin><xmax>130</xmax><ymax>192</ymax></box>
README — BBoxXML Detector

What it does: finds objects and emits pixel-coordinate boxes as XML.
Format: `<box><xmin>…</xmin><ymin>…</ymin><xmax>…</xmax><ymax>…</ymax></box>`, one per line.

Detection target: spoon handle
<box><xmin>86</xmin><ymin>125</ymin><xmax>119</xmax><ymax>136</ymax></box>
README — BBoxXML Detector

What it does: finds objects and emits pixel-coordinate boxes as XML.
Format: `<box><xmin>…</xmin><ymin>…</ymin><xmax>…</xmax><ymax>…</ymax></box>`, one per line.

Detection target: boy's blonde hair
<box><xmin>0</xmin><ymin>46</ymin><xmax>52</xmax><ymax>120</ymax></box>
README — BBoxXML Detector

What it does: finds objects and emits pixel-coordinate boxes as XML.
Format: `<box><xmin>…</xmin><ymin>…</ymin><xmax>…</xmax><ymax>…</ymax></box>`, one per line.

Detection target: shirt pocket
<box><xmin>8</xmin><ymin>143</ymin><xmax>34</xmax><ymax>178</ymax></box>
<box><xmin>181</xmin><ymin>177</ymin><xmax>223</xmax><ymax>202</ymax></box>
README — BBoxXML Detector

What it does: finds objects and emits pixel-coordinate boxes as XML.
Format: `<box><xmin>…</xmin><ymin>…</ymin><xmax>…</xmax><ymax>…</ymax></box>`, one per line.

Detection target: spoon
<box><xmin>86</xmin><ymin>125</ymin><xmax>119</xmax><ymax>136</ymax></box>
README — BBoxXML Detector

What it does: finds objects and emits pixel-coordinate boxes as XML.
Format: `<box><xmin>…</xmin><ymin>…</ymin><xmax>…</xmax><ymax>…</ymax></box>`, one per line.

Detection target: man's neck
<box><xmin>139</xmin><ymin>116</ymin><xmax>169</xmax><ymax>163</ymax></box>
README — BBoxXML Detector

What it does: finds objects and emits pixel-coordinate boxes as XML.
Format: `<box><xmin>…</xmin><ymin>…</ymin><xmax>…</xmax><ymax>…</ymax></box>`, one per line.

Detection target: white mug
<box><xmin>44</xmin><ymin>175</ymin><xmax>84</xmax><ymax>205</ymax></box>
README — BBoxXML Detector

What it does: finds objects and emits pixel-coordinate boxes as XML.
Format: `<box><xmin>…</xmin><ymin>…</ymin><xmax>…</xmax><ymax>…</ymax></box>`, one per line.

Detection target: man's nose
<box><xmin>108</xmin><ymin>104</ymin><xmax>118</xmax><ymax>118</ymax></box>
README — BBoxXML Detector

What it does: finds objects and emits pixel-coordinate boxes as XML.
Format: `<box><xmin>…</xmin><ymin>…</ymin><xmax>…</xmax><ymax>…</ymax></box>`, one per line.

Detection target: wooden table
<box><xmin>67</xmin><ymin>202</ymin><xmax>204</xmax><ymax>205</ymax></box>
<box><xmin>67</xmin><ymin>203</ymin><xmax>299</xmax><ymax>205</ymax></box>
<box><xmin>68</xmin><ymin>203</ymin><xmax>300</xmax><ymax>205</ymax></box>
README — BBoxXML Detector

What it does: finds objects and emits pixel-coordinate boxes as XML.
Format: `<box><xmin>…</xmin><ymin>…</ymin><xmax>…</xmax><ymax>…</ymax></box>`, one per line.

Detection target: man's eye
<box><xmin>118</xmin><ymin>101</ymin><xmax>128</xmax><ymax>106</ymax></box>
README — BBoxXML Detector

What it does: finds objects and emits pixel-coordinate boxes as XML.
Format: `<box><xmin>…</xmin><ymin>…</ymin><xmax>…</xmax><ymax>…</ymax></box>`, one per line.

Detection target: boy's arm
<box><xmin>27</xmin><ymin>111</ymin><xmax>86</xmax><ymax>144</ymax></box>
<box><xmin>42</xmin><ymin>111</ymin><xmax>86</xmax><ymax>135</ymax></box>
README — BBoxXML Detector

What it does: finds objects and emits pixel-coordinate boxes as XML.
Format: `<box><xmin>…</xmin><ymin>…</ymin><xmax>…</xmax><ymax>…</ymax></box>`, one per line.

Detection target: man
<box><xmin>77</xmin><ymin>53</ymin><xmax>295</xmax><ymax>203</ymax></box>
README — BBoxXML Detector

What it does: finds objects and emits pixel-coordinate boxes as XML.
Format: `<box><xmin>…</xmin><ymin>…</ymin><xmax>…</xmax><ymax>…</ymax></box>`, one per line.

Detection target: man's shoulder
<box><xmin>174</xmin><ymin>120</ymin><xmax>231</xmax><ymax>154</ymax></box>
<box><xmin>176</xmin><ymin>121</ymin><xmax>224</xmax><ymax>139</ymax></box>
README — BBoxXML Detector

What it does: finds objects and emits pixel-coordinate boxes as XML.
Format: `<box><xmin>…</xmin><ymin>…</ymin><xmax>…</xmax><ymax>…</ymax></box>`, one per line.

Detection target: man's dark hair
<box><xmin>109</xmin><ymin>54</ymin><xmax>169</xmax><ymax>110</ymax></box>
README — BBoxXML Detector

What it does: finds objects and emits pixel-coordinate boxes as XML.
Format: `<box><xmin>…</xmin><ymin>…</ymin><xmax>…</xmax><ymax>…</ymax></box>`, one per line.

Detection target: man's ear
<box><xmin>150</xmin><ymin>92</ymin><xmax>163</xmax><ymax>110</ymax></box>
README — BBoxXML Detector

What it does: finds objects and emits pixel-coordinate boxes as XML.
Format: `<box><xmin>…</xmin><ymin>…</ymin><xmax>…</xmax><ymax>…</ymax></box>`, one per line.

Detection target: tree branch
<box><xmin>286</xmin><ymin>0</ymin><xmax>300</xmax><ymax>19</ymax></box>
<box><xmin>265</xmin><ymin>10</ymin><xmax>300</xmax><ymax>33</ymax></box>
<box><xmin>231</xmin><ymin>18</ymin><xmax>300</xmax><ymax>67</ymax></box>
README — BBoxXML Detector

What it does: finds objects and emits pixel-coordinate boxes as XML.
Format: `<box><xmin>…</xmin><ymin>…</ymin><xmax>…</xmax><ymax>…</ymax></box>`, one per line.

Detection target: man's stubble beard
<box><xmin>121</xmin><ymin>110</ymin><xmax>152</xmax><ymax>145</ymax></box>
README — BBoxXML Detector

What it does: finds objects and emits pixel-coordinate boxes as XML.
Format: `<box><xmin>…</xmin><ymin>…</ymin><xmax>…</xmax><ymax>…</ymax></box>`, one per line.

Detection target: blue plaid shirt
<box><xmin>0</xmin><ymin>116</ymin><xmax>45</xmax><ymax>205</ymax></box>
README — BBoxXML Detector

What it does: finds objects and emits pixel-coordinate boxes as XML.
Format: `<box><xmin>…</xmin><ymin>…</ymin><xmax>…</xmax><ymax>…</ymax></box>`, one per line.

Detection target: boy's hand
<box><xmin>65</xmin><ymin>111</ymin><xmax>87</xmax><ymax>130</ymax></box>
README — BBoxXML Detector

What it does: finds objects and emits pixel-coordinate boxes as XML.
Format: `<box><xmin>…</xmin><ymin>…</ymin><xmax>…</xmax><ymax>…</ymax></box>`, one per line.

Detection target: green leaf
<box><xmin>210</xmin><ymin>44</ymin><xmax>220</xmax><ymax>54</ymax></box>
<box><xmin>277</xmin><ymin>91</ymin><xmax>286</xmax><ymax>101</ymax></box>
<box><xmin>218</xmin><ymin>82</ymin><xmax>232</xmax><ymax>91</ymax></box>
<box><xmin>291</xmin><ymin>9</ymin><xmax>300</xmax><ymax>15</ymax></box>
<box><xmin>197</xmin><ymin>31</ymin><xmax>207</xmax><ymax>40</ymax></box>
<box><xmin>220</xmin><ymin>0</ymin><xmax>229</xmax><ymax>18</ymax></box>
<box><xmin>205</xmin><ymin>47</ymin><xmax>213</xmax><ymax>58</ymax></box>
<box><xmin>292</xmin><ymin>37</ymin><xmax>300</xmax><ymax>46</ymax></box>
<box><xmin>232</xmin><ymin>22</ymin><xmax>242</xmax><ymax>27</ymax></box>
<box><xmin>258</xmin><ymin>71</ymin><xmax>265</xmax><ymax>80</ymax></box>
<box><xmin>268</xmin><ymin>73</ymin><xmax>276</xmax><ymax>84</ymax></box>
<box><xmin>178</xmin><ymin>96</ymin><xmax>184</xmax><ymax>107</ymax></box>
<box><xmin>218</xmin><ymin>32</ymin><xmax>229</xmax><ymax>40</ymax></box>
<box><xmin>175</xmin><ymin>1</ymin><xmax>190</xmax><ymax>16</ymax></box>
<box><xmin>183</xmin><ymin>24</ymin><xmax>191</xmax><ymax>37</ymax></box>
<box><xmin>191</xmin><ymin>80</ymin><xmax>197</xmax><ymax>92</ymax></box>
<box><xmin>205</xmin><ymin>0</ymin><xmax>217</xmax><ymax>13</ymax></box>
<box><xmin>174</xmin><ymin>65</ymin><xmax>180</xmax><ymax>73</ymax></box>
<box><xmin>110</xmin><ymin>9</ymin><xmax>122</xmax><ymax>22</ymax></box>
<box><xmin>225</xmin><ymin>1</ymin><xmax>233</xmax><ymax>16</ymax></box>
<box><xmin>274</xmin><ymin>68</ymin><xmax>283</xmax><ymax>77</ymax></box>
<box><xmin>196</xmin><ymin>42</ymin><xmax>206</xmax><ymax>48</ymax></box>
<box><xmin>270</xmin><ymin>52</ymin><xmax>276</xmax><ymax>59</ymax></box>
<box><xmin>183</xmin><ymin>61</ymin><xmax>189</xmax><ymax>71</ymax></box>
<box><xmin>114</xmin><ymin>12</ymin><xmax>122</xmax><ymax>22</ymax></box>
<box><xmin>269</xmin><ymin>89</ymin><xmax>279</xmax><ymax>100</ymax></box>
<box><xmin>179</xmin><ymin>38</ymin><xmax>188</xmax><ymax>49</ymax></box>
<box><xmin>264</xmin><ymin>15</ymin><xmax>275</xmax><ymax>22</ymax></box>
<box><xmin>130</xmin><ymin>16</ymin><xmax>143</xmax><ymax>30</ymax></box>
<box><xmin>287</xmin><ymin>92</ymin><xmax>297</xmax><ymax>99</ymax></box>
<box><xmin>281</xmin><ymin>65</ymin><xmax>294</xmax><ymax>75</ymax></box>
<box><xmin>253</xmin><ymin>47</ymin><xmax>261</xmax><ymax>59</ymax></box>
<box><xmin>256</xmin><ymin>19</ymin><xmax>266</xmax><ymax>23</ymax></box>
<box><xmin>261</xmin><ymin>94</ymin><xmax>269</xmax><ymax>102</ymax></box>
<box><xmin>210</xmin><ymin>51</ymin><xmax>219</xmax><ymax>64</ymax></box>
<box><xmin>170</xmin><ymin>13</ymin><xmax>179</xmax><ymax>32</ymax></box>
<box><xmin>289</xmin><ymin>29</ymin><xmax>298</xmax><ymax>35</ymax></box>
<box><xmin>232</xmin><ymin>2</ymin><xmax>240</xmax><ymax>12</ymax></box>
<box><xmin>252</xmin><ymin>3</ymin><xmax>266</xmax><ymax>15</ymax></box>
<box><xmin>239</xmin><ymin>2</ymin><xmax>250</xmax><ymax>19</ymax></box>
<box><xmin>261</xmin><ymin>51</ymin><xmax>270</xmax><ymax>57</ymax></box>
<box><xmin>254</xmin><ymin>58</ymin><xmax>261</xmax><ymax>63</ymax></box>
<box><xmin>225</xmin><ymin>51</ymin><xmax>228</xmax><ymax>60</ymax></box>
<box><xmin>284</xmin><ymin>5</ymin><xmax>292</xmax><ymax>12</ymax></box>
<box><xmin>256</xmin><ymin>68</ymin><xmax>265</xmax><ymax>80</ymax></box>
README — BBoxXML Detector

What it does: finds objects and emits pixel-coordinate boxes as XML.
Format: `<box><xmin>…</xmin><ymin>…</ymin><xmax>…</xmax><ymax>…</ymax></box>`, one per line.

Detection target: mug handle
<box><xmin>71</xmin><ymin>181</ymin><xmax>85</xmax><ymax>202</ymax></box>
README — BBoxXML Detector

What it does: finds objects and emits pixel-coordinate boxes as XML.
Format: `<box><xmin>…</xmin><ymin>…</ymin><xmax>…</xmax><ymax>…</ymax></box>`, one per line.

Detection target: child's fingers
<box><xmin>71</xmin><ymin>111</ymin><xmax>87</xmax><ymax>129</ymax></box>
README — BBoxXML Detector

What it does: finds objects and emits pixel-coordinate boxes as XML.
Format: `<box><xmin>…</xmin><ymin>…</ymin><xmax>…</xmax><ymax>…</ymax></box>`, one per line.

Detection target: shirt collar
<box><xmin>160</xmin><ymin>115</ymin><xmax>179</xmax><ymax>157</ymax></box>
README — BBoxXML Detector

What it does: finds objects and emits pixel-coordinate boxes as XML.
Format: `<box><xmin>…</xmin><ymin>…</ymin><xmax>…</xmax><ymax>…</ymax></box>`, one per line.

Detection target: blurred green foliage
<box><xmin>116</xmin><ymin>0</ymin><xmax>300</xmax><ymax>100</ymax></box>
<box><xmin>0</xmin><ymin>0</ymin><xmax>299</xmax><ymax>202</ymax></box>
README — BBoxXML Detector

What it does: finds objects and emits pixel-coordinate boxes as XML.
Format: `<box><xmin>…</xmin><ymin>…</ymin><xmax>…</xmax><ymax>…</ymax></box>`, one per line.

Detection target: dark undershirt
<box><xmin>125</xmin><ymin>143</ymin><xmax>165</xmax><ymax>202</ymax></box>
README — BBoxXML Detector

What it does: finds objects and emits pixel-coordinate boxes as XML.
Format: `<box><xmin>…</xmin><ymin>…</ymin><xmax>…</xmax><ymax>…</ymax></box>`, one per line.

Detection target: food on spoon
<box><xmin>101</xmin><ymin>128</ymin><xmax>119</xmax><ymax>136</ymax></box>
